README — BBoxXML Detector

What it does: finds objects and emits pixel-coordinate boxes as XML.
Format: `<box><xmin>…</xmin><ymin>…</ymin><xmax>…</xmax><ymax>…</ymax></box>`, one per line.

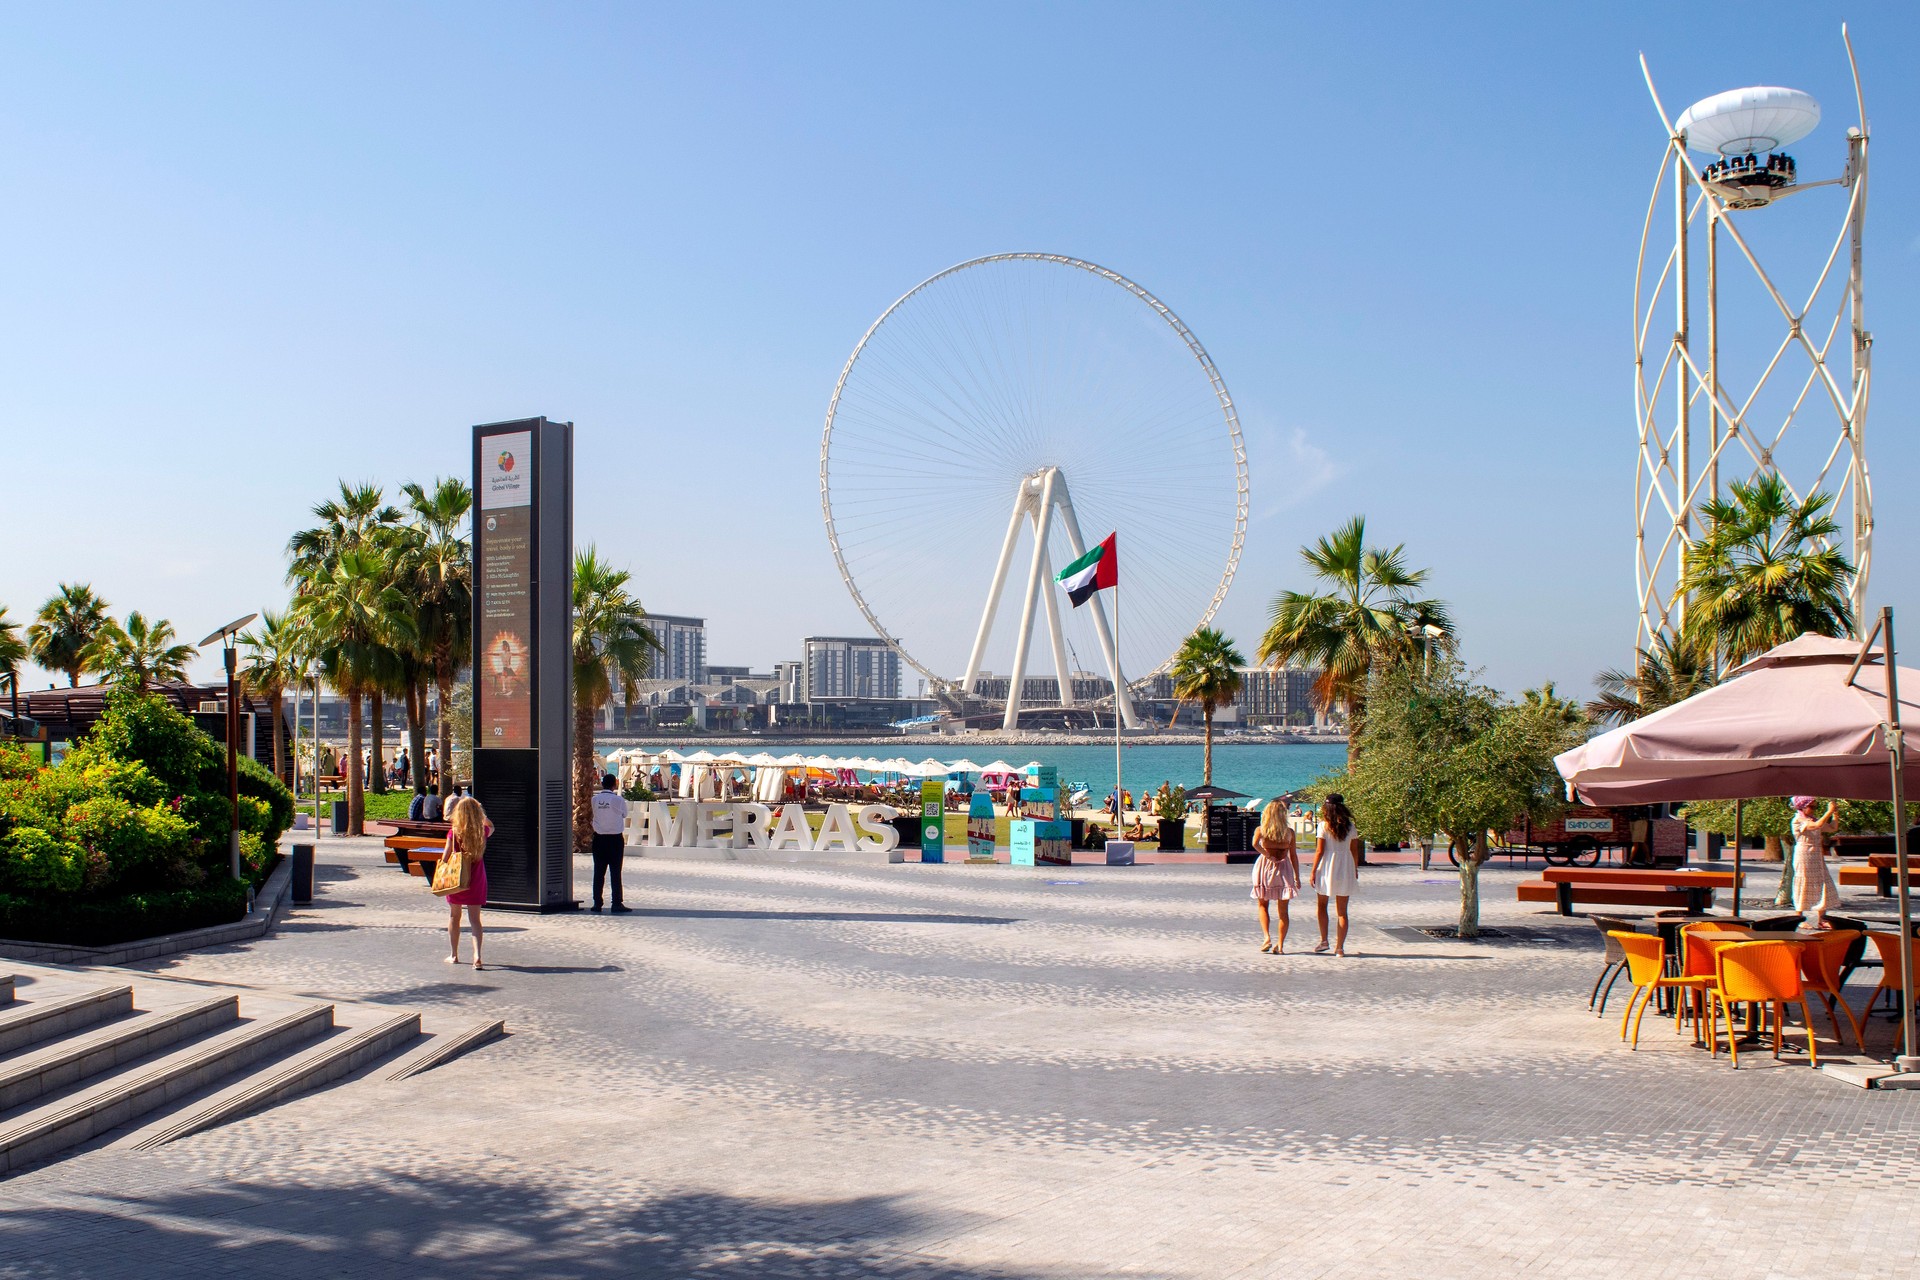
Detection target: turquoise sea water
<box><xmin>635</xmin><ymin>741</ymin><xmax>1347</xmax><ymax>806</ymax></box>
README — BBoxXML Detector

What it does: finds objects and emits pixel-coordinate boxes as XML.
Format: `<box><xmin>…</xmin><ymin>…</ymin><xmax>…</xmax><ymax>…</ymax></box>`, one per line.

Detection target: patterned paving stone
<box><xmin>0</xmin><ymin>836</ymin><xmax>1915</xmax><ymax>1278</ymax></box>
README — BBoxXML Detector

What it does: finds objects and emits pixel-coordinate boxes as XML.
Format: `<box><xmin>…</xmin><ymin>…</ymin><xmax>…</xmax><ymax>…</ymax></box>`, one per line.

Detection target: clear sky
<box><xmin>2</xmin><ymin>1</ymin><xmax>1912</xmax><ymax>694</ymax></box>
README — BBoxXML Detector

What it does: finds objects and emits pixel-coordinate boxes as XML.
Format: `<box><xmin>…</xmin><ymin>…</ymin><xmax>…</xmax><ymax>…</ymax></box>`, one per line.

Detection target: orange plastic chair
<box><xmin>1612</xmin><ymin>932</ymin><xmax>1712</xmax><ymax>1049</ymax></box>
<box><xmin>1860</xmin><ymin>932</ymin><xmax>1920</xmax><ymax>1024</ymax></box>
<box><xmin>1798</xmin><ymin>930</ymin><xmax>1867</xmax><ymax>1051</ymax></box>
<box><xmin>1707</xmin><ymin>941</ymin><xmax>1818</xmax><ymax>1068</ymax></box>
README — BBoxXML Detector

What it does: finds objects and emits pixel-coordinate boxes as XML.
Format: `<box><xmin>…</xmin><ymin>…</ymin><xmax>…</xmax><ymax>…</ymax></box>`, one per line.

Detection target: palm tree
<box><xmin>288</xmin><ymin>482</ymin><xmax>402</xmax><ymax>797</ymax></box>
<box><xmin>84</xmin><ymin>612</ymin><xmax>195</xmax><ymax>692</ymax></box>
<box><xmin>398</xmin><ymin>478</ymin><xmax>473</xmax><ymax>797</ymax></box>
<box><xmin>1257</xmin><ymin>515</ymin><xmax>1453</xmax><ymax>730</ymax></box>
<box><xmin>1167</xmin><ymin>628</ymin><xmax>1247</xmax><ymax>785</ymax></box>
<box><xmin>1678</xmin><ymin>473</ymin><xmax>1854</xmax><ymax>670</ymax></box>
<box><xmin>572</xmin><ymin>548</ymin><xmax>662</xmax><ymax>850</ymax></box>
<box><xmin>0</xmin><ymin>606</ymin><xmax>25</xmax><ymax>718</ymax></box>
<box><xmin>287</xmin><ymin>482</ymin><xmax>401</xmax><ymax>583</ymax></box>
<box><xmin>28</xmin><ymin>584</ymin><xmax>111</xmax><ymax>687</ymax></box>
<box><xmin>1588</xmin><ymin>633</ymin><xmax>1715</xmax><ymax>726</ymax></box>
<box><xmin>239</xmin><ymin>609</ymin><xmax>306</xmax><ymax>783</ymax></box>
<box><xmin>297</xmin><ymin>549</ymin><xmax>415</xmax><ymax>836</ymax></box>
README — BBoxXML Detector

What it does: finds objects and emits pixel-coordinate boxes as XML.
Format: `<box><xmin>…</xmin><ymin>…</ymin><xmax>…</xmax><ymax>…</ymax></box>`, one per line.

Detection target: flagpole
<box><xmin>1114</xmin><ymin>557</ymin><xmax>1123</xmax><ymax>844</ymax></box>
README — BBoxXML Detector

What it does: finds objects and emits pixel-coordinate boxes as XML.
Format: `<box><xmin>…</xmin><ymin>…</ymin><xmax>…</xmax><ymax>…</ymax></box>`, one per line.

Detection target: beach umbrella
<box><xmin>656</xmin><ymin>749</ymin><xmax>686</xmax><ymax>763</ymax></box>
<box><xmin>804</xmin><ymin>754</ymin><xmax>839</xmax><ymax>768</ymax></box>
<box><xmin>774</xmin><ymin>754</ymin><xmax>806</xmax><ymax>767</ymax></box>
<box><xmin>741</xmin><ymin>752</ymin><xmax>780</xmax><ymax>767</ymax></box>
<box><xmin>945</xmin><ymin>759</ymin><xmax>983</xmax><ymax>773</ymax></box>
<box><xmin>980</xmin><ymin>760</ymin><xmax>1017</xmax><ymax>776</ymax></box>
<box><xmin>1556</xmin><ymin>634</ymin><xmax>1920</xmax><ymax>804</ymax></box>
<box><xmin>682</xmin><ymin>749</ymin><xmax>721</xmax><ymax>764</ymax></box>
<box><xmin>1555</xmin><ymin>625</ymin><xmax>1920</xmax><ymax>1064</ymax></box>
<box><xmin>914</xmin><ymin>757</ymin><xmax>948</xmax><ymax>776</ymax></box>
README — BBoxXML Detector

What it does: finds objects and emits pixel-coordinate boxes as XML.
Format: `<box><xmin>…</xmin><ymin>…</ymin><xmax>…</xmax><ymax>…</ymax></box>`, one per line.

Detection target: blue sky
<box><xmin>2</xmin><ymin>1</ymin><xmax>1912</xmax><ymax>693</ymax></box>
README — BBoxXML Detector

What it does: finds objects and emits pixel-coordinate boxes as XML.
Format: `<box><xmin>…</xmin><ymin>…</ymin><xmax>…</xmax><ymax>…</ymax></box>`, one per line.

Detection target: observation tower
<box><xmin>1634</xmin><ymin>27</ymin><xmax>1872</xmax><ymax>649</ymax></box>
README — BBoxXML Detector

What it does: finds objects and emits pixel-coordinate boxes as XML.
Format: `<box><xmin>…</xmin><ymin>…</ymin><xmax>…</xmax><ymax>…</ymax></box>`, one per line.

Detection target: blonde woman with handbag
<box><xmin>436</xmin><ymin>797</ymin><xmax>492</xmax><ymax>969</ymax></box>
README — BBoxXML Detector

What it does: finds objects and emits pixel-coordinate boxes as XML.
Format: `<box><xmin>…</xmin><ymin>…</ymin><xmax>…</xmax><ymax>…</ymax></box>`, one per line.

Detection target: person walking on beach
<box><xmin>590</xmin><ymin>773</ymin><xmax>630</xmax><ymax>913</ymax></box>
<box><xmin>442</xmin><ymin>796</ymin><xmax>491</xmax><ymax>969</ymax></box>
<box><xmin>1251</xmin><ymin>799</ymin><xmax>1299</xmax><ymax>953</ymax></box>
<box><xmin>1311</xmin><ymin>793</ymin><xmax>1361</xmax><ymax>956</ymax></box>
<box><xmin>1790</xmin><ymin>795</ymin><xmax>1841</xmax><ymax>930</ymax></box>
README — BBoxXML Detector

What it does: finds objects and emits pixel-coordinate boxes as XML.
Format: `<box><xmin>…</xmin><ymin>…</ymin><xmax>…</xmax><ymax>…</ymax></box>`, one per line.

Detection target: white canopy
<box><xmin>944</xmin><ymin>758</ymin><xmax>983</xmax><ymax>772</ymax></box>
<box><xmin>979</xmin><ymin>760</ymin><xmax>1018</xmax><ymax>775</ymax></box>
<box><xmin>1677</xmin><ymin>85</ymin><xmax>1821</xmax><ymax>156</ymax></box>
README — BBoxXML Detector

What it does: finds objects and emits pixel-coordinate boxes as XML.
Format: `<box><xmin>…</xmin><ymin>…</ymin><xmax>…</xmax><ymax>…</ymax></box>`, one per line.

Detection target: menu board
<box><xmin>476</xmin><ymin>430</ymin><xmax>534</xmax><ymax>748</ymax></box>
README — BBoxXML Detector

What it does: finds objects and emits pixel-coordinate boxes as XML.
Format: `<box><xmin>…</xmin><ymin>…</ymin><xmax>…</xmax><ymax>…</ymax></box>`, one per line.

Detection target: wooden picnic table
<box><xmin>1528</xmin><ymin>867</ymin><xmax>1737</xmax><ymax>916</ymax></box>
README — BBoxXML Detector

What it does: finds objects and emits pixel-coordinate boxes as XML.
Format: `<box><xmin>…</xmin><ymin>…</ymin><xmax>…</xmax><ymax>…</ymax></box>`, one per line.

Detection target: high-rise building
<box><xmin>802</xmin><ymin>637</ymin><xmax>901</xmax><ymax>700</ymax></box>
<box><xmin>773</xmin><ymin>661</ymin><xmax>804</xmax><ymax>703</ymax></box>
<box><xmin>641</xmin><ymin>615</ymin><xmax>707</xmax><ymax>686</ymax></box>
<box><xmin>1234</xmin><ymin>665</ymin><xmax>1326</xmax><ymax>727</ymax></box>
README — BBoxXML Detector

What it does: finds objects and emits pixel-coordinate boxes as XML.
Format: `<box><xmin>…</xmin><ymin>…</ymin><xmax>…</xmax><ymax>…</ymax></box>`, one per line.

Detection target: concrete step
<box><xmin>0</xmin><ymin>995</ymin><xmax>239</xmax><ymax>1113</ymax></box>
<box><xmin>386</xmin><ymin>1016</ymin><xmax>507</xmax><ymax>1080</ymax></box>
<box><xmin>0</xmin><ymin>975</ymin><xmax>14</xmax><ymax>1005</ymax></box>
<box><xmin>0</xmin><ymin>987</ymin><xmax>133</xmax><ymax>1057</ymax></box>
<box><xmin>0</xmin><ymin>1001</ymin><xmax>334</xmax><ymax>1174</ymax></box>
<box><xmin>126</xmin><ymin>1009</ymin><xmax>422</xmax><ymax>1150</ymax></box>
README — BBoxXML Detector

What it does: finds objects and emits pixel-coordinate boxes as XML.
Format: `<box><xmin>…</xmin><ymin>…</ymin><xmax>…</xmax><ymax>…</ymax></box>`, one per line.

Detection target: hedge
<box><xmin>0</xmin><ymin>877</ymin><xmax>250</xmax><ymax>948</ymax></box>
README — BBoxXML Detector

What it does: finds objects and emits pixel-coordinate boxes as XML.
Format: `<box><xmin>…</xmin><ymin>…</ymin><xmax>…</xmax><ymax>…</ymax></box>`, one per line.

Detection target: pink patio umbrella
<box><xmin>1555</xmin><ymin>619</ymin><xmax>1918</xmax><ymax>1066</ymax></box>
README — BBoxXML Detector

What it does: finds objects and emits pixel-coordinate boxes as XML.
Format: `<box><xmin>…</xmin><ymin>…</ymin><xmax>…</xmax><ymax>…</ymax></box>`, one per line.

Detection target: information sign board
<box><xmin>920</xmin><ymin>779</ymin><xmax>945</xmax><ymax>863</ymax></box>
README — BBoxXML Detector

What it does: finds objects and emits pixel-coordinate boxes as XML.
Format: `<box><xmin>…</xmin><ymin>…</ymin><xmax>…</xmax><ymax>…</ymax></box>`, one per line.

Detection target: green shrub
<box><xmin>0</xmin><ymin>827</ymin><xmax>85</xmax><ymax>896</ymax></box>
<box><xmin>0</xmin><ymin>744</ymin><xmax>39</xmax><ymax>781</ymax></box>
<box><xmin>64</xmin><ymin>795</ymin><xmax>196</xmax><ymax>893</ymax></box>
<box><xmin>0</xmin><ymin>879</ymin><xmax>249</xmax><ymax>947</ymax></box>
<box><xmin>237</xmin><ymin>756</ymin><xmax>292</xmax><ymax>842</ymax></box>
<box><xmin>78</xmin><ymin>689</ymin><xmax>220</xmax><ymax>796</ymax></box>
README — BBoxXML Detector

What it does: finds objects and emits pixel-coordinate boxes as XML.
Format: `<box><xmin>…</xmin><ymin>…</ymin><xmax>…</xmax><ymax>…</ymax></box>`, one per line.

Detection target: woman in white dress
<box><xmin>1312</xmin><ymin>793</ymin><xmax>1362</xmax><ymax>956</ymax></box>
<box><xmin>1789</xmin><ymin>795</ymin><xmax>1840</xmax><ymax>930</ymax></box>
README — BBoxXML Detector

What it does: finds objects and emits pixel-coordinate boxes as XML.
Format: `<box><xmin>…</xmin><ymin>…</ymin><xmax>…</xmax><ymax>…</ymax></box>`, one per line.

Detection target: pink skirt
<box><xmin>446</xmin><ymin>857</ymin><xmax>488</xmax><ymax>907</ymax></box>
<box><xmin>1251</xmin><ymin>856</ymin><xmax>1298</xmax><ymax>902</ymax></box>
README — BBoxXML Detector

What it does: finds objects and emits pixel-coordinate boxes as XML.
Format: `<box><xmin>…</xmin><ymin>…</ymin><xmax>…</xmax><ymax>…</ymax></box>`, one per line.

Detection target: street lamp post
<box><xmin>198</xmin><ymin>614</ymin><xmax>258</xmax><ymax>881</ymax></box>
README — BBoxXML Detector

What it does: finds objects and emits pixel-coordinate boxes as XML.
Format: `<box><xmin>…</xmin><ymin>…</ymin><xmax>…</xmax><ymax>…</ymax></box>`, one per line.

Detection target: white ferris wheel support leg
<box><xmin>963</xmin><ymin>484</ymin><xmax>1032</xmax><ymax>701</ymax></box>
<box><xmin>1039</xmin><ymin>532</ymin><xmax>1076</xmax><ymax>710</ymax></box>
<box><xmin>1053</xmin><ymin>482</ymin><xmax>1138</xmax><ymax>731</ymax></box>
<box><xmin>1002</xmin><ymin>471</ymin><xmax>1057</xmax><ymax>732</ymax></box>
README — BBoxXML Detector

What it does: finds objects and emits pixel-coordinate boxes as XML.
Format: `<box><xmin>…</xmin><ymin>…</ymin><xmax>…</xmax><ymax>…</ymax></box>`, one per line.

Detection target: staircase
<box><xmin>0</xmin><ymin>962</ymin><xmax>502</xmax><ymax>1175</ymax></box>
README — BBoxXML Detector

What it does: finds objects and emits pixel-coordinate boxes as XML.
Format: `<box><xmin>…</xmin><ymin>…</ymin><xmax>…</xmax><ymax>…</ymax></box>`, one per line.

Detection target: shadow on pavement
<box><xmin>0</xmin><ymin>1175</ymin><xmax>1045</xmax><ymax>1279</ymax></box>
<box><xmin>483</xmin><ymin>964</ymin><xmax>624</xmax><ymax>975</ymax></box>
<box><xmin>632</xmin><ymin>909</ymin><xmax>1018</xmax><ymax>925</ymax></box>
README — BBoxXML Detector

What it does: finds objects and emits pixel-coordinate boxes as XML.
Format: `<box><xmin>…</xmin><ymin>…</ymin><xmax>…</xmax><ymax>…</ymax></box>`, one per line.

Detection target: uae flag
<box><xmin>1057</xmin><ymin>533</ymin><xmax>1118</xmax><ymax>607</ymax></box>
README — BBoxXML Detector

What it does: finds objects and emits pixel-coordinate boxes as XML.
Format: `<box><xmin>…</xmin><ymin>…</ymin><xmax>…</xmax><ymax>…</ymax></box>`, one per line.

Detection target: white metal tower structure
<box><xmin>1634</xmin><ymin>28</ymin><xmax>1872</xmax><ymax>650</ymax></box>
<box><xmin>819</xmin><ymin>253</ymin><xmax>1247</xmax><ymax>729</ymax></box>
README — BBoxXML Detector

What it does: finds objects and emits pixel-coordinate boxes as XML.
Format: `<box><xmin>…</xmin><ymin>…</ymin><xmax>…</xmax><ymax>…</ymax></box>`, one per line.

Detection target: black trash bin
<box><xmin>291</xmin><ymin>842</ymin><xmax>316</xmax><ymax>903</ymax></box>
<box><xmin>891</xmin><ymin>815</ymin><xmax>922</xmax><ymax>849</ymax></box>
<box><xmin>330</xmin><ymin>800</ymin><xmax>348</xmax><ymax>833</ymax></box>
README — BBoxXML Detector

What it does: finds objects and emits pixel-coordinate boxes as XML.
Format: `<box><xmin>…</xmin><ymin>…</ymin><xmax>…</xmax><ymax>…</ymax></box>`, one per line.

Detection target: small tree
<box><xmin>1167</xmin><ymin>628</ymin><xmax>1246</xmax><ymax>784</ymax></box>
<box><xmin>571</xmin><ymin>548</ymin><xmax>662</xmax><ymax>850</ymax></box>
<box><xmin>1344</xmin><ymin>658</ymin><xmax>1587</xmax><ymax>937</ymax></box>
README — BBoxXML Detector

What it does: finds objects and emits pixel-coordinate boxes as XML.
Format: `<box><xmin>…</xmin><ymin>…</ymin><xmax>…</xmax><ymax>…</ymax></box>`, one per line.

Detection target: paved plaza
<box><xmin>2</xmin><ymin>837</ymin><xmax>1919</xmax><ymax>1278</ymax></box>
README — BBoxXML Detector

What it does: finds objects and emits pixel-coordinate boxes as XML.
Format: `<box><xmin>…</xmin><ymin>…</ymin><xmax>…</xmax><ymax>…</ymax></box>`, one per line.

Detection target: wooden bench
<box><xmin>383</xmin><ymin>834</ymin><xmax>445</xmax><ymax>870</ymax></box>
<box><xmin>1520</xmin><ymin>868</ymin><xmax>1737</xmax><ymax>916</ymax></box>
<box><xmin>407</xmin><ymin>848</ymin><xmax>443</xmax><ymax>879</ymax></box>
<box><xmin>1517</xmin><ymin>882</ymin><xmax>1697</xmax><ymax>915</ymax></box>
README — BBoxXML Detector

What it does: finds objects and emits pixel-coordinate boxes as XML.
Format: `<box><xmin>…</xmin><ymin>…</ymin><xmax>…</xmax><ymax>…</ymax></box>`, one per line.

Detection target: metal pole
<box><xmin>1848</xmin><ymin>128</ymin><xmax>1871</xmax><ymax>624</ymax></box>
<box><xmin>1706</xmin><ymin>206</ymin><xmax>1720</xmax><ymax>503</ymax></box>
<box><xmin>962</xmin><ymin>484</ymin><xmax>1030</xmax><ymax>699</ymax></box>
<box><xmin>1731</xmin><ymin>798</ymin><xmax>1743</xmax><ymax>919</ymax></box>
<box><xmin>1673</xmin><ymin>144</ymin><xmax>1692</xmax><ymax>633</ymax></box>
<box><xmin>225</xmin><ymin>645</ymin><xmax>241</xmax><ymax>880</ymax></box>
<box><xmin>1114</xmin><ymin>566</ymin><xmax>1123</xmax><ymax>844</ymax></box>
<box><xmin>1879</xmin><ymin>606</ymin><xmax>1915</xmax><ymax>1069</ymax></box>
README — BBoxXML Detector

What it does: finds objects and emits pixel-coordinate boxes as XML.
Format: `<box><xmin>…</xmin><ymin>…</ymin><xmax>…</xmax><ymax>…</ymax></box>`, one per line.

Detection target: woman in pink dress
<box><xmin>443</xmin><ymin>797</ymin><xmax>492</xmax><ymax>970</ymax></box>
<box><xmin>1250</xmin><ymin>800</ymin><xmax>1300</xmax><ymax>954</ymax></box>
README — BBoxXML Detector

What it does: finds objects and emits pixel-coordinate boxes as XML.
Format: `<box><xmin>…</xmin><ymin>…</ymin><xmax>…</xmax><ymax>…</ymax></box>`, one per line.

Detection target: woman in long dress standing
<box><xmin>1311</xmin><ymin>793</ymin><xmax>1361</xmax><ymax>957</ymax></box>
<box><xmin>444</xmin><ymin>796</ymin><xmax>492</xmax><ymax>969</ymax></box>
<box><xmin>1250</xmin><ymin>800</ymin><xmax>1300</xmax><ymax>953</ymax></box>
<box><xmin>1789</xmin><ymin>795</ymin><xmax>1840</xmax><ymax>931</ymax></box>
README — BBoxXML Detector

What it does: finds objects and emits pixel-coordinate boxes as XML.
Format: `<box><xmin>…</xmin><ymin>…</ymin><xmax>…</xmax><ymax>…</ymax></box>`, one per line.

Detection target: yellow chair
<box><xmin>1707</xmin><ymin>941</ymin><xmax>1818</xmax><ymax>1069</ymax></box>
<box><xmin>1798</xmin><ymin>930</ymin><xmax>1867</xmax><ymax>1052</ymax></box>
<box><xmin>1612</xmin><ymin>932</ymin><xmax>1712</xmax><ymax>1049</ymax></box>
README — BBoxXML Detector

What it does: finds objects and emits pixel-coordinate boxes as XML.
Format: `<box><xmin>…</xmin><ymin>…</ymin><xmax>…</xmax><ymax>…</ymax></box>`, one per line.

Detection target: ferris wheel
<box><xmin>820</xmin><ymin>253</ymin><xmax>1248</xmax><ymax>729</ymax></box>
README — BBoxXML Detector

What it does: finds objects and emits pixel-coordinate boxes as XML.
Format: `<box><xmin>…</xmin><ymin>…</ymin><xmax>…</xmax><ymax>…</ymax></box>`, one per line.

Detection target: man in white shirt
<box><xmin>589</xmin><ymin>773</ymin><xmax>630</xmax><ymax>913</ymax></box>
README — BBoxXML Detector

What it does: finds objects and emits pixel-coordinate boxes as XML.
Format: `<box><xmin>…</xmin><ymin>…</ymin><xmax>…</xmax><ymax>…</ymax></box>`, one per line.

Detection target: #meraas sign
<box><xmin>631</xmin><ymin>801</ymin><xmax>902</xmax><ymax>854</ymax></box>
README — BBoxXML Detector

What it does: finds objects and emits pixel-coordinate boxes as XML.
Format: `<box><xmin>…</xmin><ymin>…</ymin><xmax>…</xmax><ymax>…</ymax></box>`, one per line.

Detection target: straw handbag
<box><xmin>430</xmin><ymin>845</ymin><xmax>471</xmax><ymax>897</ymax></box>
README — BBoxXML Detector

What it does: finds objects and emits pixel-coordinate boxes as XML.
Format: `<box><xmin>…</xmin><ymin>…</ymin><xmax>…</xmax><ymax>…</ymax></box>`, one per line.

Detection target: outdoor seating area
<box><xmin>1601</xmin><ymin>917</ymin><xmax>1917</xmax><ymax>1068</ymax></box>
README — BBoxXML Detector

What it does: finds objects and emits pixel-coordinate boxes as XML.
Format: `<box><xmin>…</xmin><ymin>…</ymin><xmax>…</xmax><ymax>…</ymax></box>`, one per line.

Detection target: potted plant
<box><xmin>1155</xmin><ymin>783</ymin><xmax>1188</xmax><ymax>851</ymax></box>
